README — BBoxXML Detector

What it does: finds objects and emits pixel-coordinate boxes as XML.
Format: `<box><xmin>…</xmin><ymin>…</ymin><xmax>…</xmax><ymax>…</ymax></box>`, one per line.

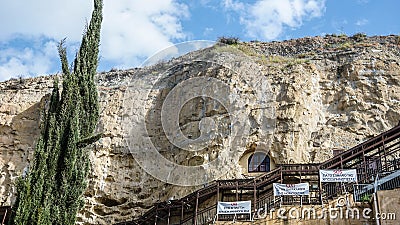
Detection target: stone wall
<box><xmin>376</xmin><ymin>188</ymin><xmax>400</xmax><ymax>224</ymax></box>
<box><xmin>0</xmin><ymin>35</ymin><xmax>399</xmax><ymax>224</ymax></box>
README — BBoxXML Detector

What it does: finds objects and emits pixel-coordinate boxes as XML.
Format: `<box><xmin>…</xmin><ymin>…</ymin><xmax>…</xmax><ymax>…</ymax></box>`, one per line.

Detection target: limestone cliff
<box><xmin>0</xmin><ymin>35</ymin><xmax>399</xmax><ymax>224</ymax></box>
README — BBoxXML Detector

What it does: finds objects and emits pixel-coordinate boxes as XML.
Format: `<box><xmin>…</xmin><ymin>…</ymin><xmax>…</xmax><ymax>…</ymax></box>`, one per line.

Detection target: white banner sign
<box><xmin>319</xmin><ymin>169</ymin><xmax>358</xmax><ymax>183</ymax></box>
<box><xmin>273</xmin><ymin>183</ymin><xmax>310</xmax><ymax>196</ymax></box>
<box><xmin>217</xmin><ymin>201</ymin><xmax>251</xmax><ymax>215</ymax></box>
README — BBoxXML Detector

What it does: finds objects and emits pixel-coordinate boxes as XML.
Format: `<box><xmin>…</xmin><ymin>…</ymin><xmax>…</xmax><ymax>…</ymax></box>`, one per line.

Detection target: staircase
<box><xmin>119</xmin><ymin>123</ymin><xmax>400</xmax><ymax>225</ymax></box>
<box><xmin>3</xmin><ymin>123</ymin><xmax>399</xmax><ymax>225</ymax></box>
<box><xmin>354</xmin><ymin>169</ymin><xmax>400</xmax><ymax>202</ymax></box>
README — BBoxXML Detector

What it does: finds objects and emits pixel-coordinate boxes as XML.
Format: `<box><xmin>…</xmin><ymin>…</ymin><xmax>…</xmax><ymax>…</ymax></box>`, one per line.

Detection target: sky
<box><xmin>0</xmin><ymin>0</ymin><xmax>399</xmax><ymax>82</ymax></box>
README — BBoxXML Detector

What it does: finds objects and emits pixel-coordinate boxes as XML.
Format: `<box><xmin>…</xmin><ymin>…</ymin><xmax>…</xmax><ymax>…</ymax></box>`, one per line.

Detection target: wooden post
<box><xmin>180</xmin><ymin>201</ymin><xmax>184</xmax><ymax>224</ymax></box>
<box><xmin>217</xmin><ymin>182</ymin><xmax>220</xmax><ymax>201</ymax></box>
<box><xmin>236</xmin><ymin>180</ymin><xmax>239</xmax><ymax>201</ymax></box>
<box><xmin>318</xmin><ymin>166</ymin><xmax>323</xmax><ymax>205</ymax></box>
<box><xmin>378</xmin><ymin>146</ymin><xmax>382</xmax><ymax>172</ymax></box>
<box><xmin>363</xmin><ymin>151</ymin><xmax>367</xmax><ymax>182</ymax></box>
<box><xmin>300</xmin><ymin>196</ymin><xmax>303</xmax><ymax>207</ymax></box>
<box><xmin>383</xmin><ymin>136</ymin><xmax>388</xmax><ymax>171</ymax></box>
<box><xmin>216</xmin><ymin>182</ymin><xmax>220</xmax><ymax>222</ymax></box>
<box><xmin>155</xmin><ymin>205</ymin><xmax>158</xmax><ymax>225</ymax></box>
<box><xmin>300</xmin><ymin>171</ymin><xmax>302</xmax><ymax>182</ymax></box>
<box><xmin>253</xmin><ymin>179</ymin><xmax>257</xmax><ymax>214</ymax></box>
<box><xmin>194</xmin><ymin>192</ymin><xmax>199</xmax><ymax>225</ymax></box>
<box><xmin>340</xmin><ymin>155</ymin><xmax>343</xmax><ymax>169</ymax></box>
<box><xmin>167</xmin><ymin>207</ymin><xmax>171</xmax><ymax>225</ymax></box>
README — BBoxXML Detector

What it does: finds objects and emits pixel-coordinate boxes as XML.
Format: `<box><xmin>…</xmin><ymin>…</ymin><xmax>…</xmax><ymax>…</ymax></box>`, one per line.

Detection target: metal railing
<box><xmin>353</xmin><ymin>170</ymin><xmax>400</xmax><ymax>202</ymax></box>
<box><xmin>129</xmin><ymin>123</ymin><xmax>400</xmax><ymax>225</ymax></box>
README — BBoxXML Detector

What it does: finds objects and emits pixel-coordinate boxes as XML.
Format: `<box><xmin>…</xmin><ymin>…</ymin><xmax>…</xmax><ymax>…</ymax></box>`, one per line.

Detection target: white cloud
<box><xmin>0</xmin><ymin>39</ymin><xmax>59</xmax><ymax>81</ymax></box>
<box><xmin>224</xmin><ymin>0</ymin><xmax>326</xmax><ymax>40</ymax></box>
<box><xmin>0</xmin><ymin>0</ymin><xmax>92</xmax><ymax>42</ymax></box>
<box><xmin>332</xmin><ymin>19</ymin><xmax>348</xmax><ymax>33</ymax></box>
<box><xmin>203</xmin><ymin>27</ymin><xmax>214</xmax><ymax>36</ymax></box>
<box><xmin>223</xmin><ymin>0</ymin><xmax>245</xmax><ymax>11</ymax></box>
<box><xmin>101</xmin><ymin>0</ymin><xmax>189</xmax><ymax>68</ymax></box>
<box><xmin>357</xmin><ymin>0</ymin><xmax>369</xmax><ymax>4</ymax></box>
<box><xmin>141</xmin><ymin>40</ymin><xmax>215</xmax><ymax>67</ymax></box>
<box><xmin>355</xmin><ymin>19</ymin><xmax>368</xmax><ymax>26</ymax></box>
<box><xmin>0</xmin><ymin>0</ymin><xmax>189</xmax><ymax>81</ymax></box>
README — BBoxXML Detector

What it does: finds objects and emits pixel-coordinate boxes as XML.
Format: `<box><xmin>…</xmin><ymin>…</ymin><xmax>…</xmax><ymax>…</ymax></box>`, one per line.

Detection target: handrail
<box><xmin>131</xmin><ymin>123</ymin><xmax>400</xmax><ymax>225</ymax></box>
<box><xmin>322</xmin><ymin>130</ymin><xmax>400</xmax><ymax>200</ymax></box>
<box><xmin>320</xmin><ymin>123</ymin><xmax>400</xmax><ymax>169</ymax></box>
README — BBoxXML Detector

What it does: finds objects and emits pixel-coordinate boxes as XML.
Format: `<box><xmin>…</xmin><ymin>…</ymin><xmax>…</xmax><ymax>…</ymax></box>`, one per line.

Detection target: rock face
<box><xmin>0</xmin><ymin>35</ymin><xmax>400</xmax><ymax>224</ymax></box>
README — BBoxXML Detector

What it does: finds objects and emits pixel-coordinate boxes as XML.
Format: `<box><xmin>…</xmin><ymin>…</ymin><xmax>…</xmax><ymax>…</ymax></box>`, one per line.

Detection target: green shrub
<box><xmin>352</xmin><ymin>32</ymin><xmax>367</xmax><ymax>42</ymax></box>
<box><xmin>339</xmin><ymin>41</ymin><xmax>352</xmax><ymax>50</ymax></box>
<box><xmin>217</xmin><ymin>36</ymin><xmax>240</xmax><ymax>45</ymax></box>
<box><xmin>361</xmin><ymin>194</ymin><xmax>372</xmax><ymax>202</ymax></box>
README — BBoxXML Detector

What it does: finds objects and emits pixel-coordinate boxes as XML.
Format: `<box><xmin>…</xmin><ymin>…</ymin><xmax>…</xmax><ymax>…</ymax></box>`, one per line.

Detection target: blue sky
<box><xmin>0</xmin><ymin>0</ymin><xmax>398</xmax><ymax>81</ymax></box>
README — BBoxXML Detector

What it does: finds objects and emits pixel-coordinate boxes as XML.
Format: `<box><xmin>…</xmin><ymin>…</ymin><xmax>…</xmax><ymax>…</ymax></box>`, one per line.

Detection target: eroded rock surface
<box><xmin>0</xmin><ymin>35</ymin><xmax>399</xmax><ymax>224</ymax></box>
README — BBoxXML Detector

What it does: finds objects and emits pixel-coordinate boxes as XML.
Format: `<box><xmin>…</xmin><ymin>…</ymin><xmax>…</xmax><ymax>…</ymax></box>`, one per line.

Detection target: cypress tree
<box><xmin>11</xmin><ymin>0</ymin><xmax>103</xmax><ymax>224</ymax></box>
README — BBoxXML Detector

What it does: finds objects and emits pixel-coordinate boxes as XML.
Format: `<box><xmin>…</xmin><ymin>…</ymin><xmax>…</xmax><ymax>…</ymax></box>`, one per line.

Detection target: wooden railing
<box><xmin>320</xmin><ymin>124</ymin><xmax>400</xmax><ymax>200</ymax></box>
<box><xmin>120</xmin><ymin>123</ymin><xmax>400</xmax><ymax>225</ymax></box>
